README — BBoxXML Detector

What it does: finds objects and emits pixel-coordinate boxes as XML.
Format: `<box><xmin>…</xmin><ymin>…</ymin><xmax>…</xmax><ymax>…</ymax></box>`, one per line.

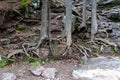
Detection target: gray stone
<box><xmin>101</xmin><ymin>47</ymin><xmax>111</xmax><ymax>53</ymax></box>
<box><xmin>30</xmin><ymin>66</ymin><xmax>45</xmax><ymax>76</ymax></box>
<box><xmin>42</xmin><ymin>68</ymin><xmax>57</xmax><ymax>79</ymax></box>
<box><xmin>72</xmin><ymin>57</ymin><xmax>120</xmax><ymax>80</ymax></box>
<box><xmin>72</xmin><ymin>68</ymin><xmax>120</xmax><ymax>80</ymax></box>
<box><xmin>2</xmin><ymin>72</ymin><xmax>16</xmax><ymax>80</ymax></box>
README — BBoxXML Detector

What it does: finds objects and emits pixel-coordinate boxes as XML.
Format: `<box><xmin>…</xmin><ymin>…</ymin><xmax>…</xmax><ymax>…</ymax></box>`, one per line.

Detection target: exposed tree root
<box><xmin>22</xmin><ymin>35</ymin><xmax>48</xmax><ymax>58</ymax></box>
<box><xmin>72</xmin><ymin>43</ymin><xmax>91</xmax><ymax>61</ymax></box>
<box><xmin>98</xmin><ymin>29</ymin><xmax>109</xmax><ymax>38</ymax></box>
<box><xmin>62</xmin><ymin>47</ymin><xmax>69</xmax><ymax>56</ymax></box>
<box><xmin>95</xmin><ymin>38</ymin><xmax>118</xmax><ymax>51</ymax></box>
<box><xmin>7</xmin><ymin>49</ymin><xmax>24</xmax><ymax>59</ymax></box>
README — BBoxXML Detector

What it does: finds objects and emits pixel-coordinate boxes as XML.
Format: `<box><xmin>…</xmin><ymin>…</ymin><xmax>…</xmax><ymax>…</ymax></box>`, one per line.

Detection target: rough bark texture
<box><xmin>65</xmin><ymin>0</ymin><xmax>72</xmax><ymax>49</ymax></box>
<box><xmin>80</xmin><ymin>0</ymin><xmax>87</xmax><ymax>28</ymax></box>
<box><xmin>36</xmin><ymin>0</ymin><xmax>48</xmax><ymax>48</ymax></box>
<box><xmin>91</xmin><ymin>0</ymin><xmax>98</xmax><ymax>41</ymax></box>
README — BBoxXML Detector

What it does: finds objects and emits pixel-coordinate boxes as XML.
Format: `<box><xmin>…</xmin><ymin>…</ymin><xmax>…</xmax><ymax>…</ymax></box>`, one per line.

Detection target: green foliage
<box><xmin>111</xmin><ymin>46</ymin><xmax>116</xmax><ymax>54</ymax></box>
<box><xmin>20</xmin><ymin>0</ymin><xmax>31</xmax><ymax>7</ymax></box>
<box><xmin>24</xmin><ymin>56</ymin><xmax>32</xmax><ymax>63</ymax></box>
<box><xmin>16</xmin><ymin>25</ymin><xmax>26</xmax><ymax>32</ymax></box>
<box><xmin>96</xmin><ymin>44</ymin><xmax>101</xmax><ymax>53</ymax></box>
<box><xmin>20</xmin><ymin>0</ymin><xmax>31</xmax><ymax>18</ymax></box>
<box><xmin>45</xmin><ymin>58</ymin><xmax>55</xmax><ymax>63</ymax></box>
<box><xmin>30</xmin><ymin>60</ymin><xmax>41</xmax><ymax>66</ymax></box>
<box><xmin>80</xmin><ymin>61</ymin><xmax>85</xmax><ymax>65</ymax></box>
<box><xmin>0</xmin><ymin>58</ymin><xmax>8</xmax><ymax>68</ymax></box>
<box><xmin>45</xmin><ymin>58</ymin><xmax>49</xmax><ymax>63</ymax></box>
<box><xmin>24</xmin><ymin>56</ymin><xmax>41</xmax><ymax>66</ymax></box>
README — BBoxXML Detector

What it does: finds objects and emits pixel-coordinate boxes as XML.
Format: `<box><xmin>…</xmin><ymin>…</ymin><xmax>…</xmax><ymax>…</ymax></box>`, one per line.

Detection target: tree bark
<box><xmin>81</xmin><ymin>0</ymin><xmax>87</xmax><ymax>28</ymax></box>
<box><xmin>91</xmin><ymin>0</ymin><xmax>98</xmax><ymax>41</ymax></box>
<box><xmin>65</xmin><ymin>0</ymin><xmax>72</xmax><ymax>49</ymax></box>
<box><xmin>36</xmin><ymin>0</ymin><xmax>48</xmax><ymax>48</ymax></box>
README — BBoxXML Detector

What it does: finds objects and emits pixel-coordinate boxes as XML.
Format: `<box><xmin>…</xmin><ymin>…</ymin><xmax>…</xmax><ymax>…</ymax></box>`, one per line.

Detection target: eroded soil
<box><xmin>0</xmin><ymin>0</ymin><xmax>120</xmax><ymax>80</ymax></box>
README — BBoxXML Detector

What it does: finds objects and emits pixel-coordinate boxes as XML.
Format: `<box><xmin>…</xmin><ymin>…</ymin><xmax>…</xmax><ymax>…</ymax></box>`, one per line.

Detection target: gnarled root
<box><xmin>22</xmin><ymin>35</ymin><xmax>48</xmax><ymax>58</ymax></box>
<box><xmin>7</xmin><ymin>49</ymin><xmax>24</xmax><ymax>59</ymax></box>
<box><xmin>73</xmin><ymin>43</ymin><xmax>91</xmax><ymax>61</ymax></box>
<box><xmin>95</xmin><ymin>38</ymin><xmax>118</xmax><ymax>52</ymax></box>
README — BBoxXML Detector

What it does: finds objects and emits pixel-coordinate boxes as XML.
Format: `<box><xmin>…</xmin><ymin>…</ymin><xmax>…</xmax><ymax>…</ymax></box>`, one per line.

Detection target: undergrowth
<box><xmin>0</xmin><ymin>58</ymin><xmax>8</xmax><ymax>68</ymax></box>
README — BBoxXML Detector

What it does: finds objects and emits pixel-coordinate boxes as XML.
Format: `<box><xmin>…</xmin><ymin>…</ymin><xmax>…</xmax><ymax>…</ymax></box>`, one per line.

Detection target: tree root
<box><xmin>7</xmin><ymin>35</ymin><xmax>50</xmax><ymax>59</ymax></box>
<box><xmin>95</xmin><ymin>38</ymin><xmax>118</xmax><ymax>51</ymax></box>
<box><xmin>72</xmin><ymin>43</ymin><xmax>91</xmax><ymax>61</ymax></box>
<box><xmin>98</xmin><ymin>29</ymin><xmax>109</xmax><ymax>38</ymax></box>
<box><xmin>22</xmin><ymin>42</ymin><xmax>38</xmax><ymax>56</ymax></box>
<box><xmin>95</xmin><ymin>38</ymin><xmax>117</xmax><ymax>46</ymax></box>
<box><xmin>7</xmin><ymin>49</ymin><xmax>24</xmax><ymax>59</ymax></box>
<box><xmin>22</xmin><ymin>36</ymin><xmax>48</xmax><ymax>58</ymax></box>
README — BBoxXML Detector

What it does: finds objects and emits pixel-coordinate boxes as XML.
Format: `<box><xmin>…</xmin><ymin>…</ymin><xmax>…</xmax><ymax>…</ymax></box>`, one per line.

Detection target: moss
<box><xmin>16</xmin><ymin>25</ymin><xmax>26</xmax><ymax>32</ymax></box>
<box><xmin>30</xmin><ymin>60</ymin><xmax>41</xmax><ymax>66</ymax></box>
<box><xmin>45</xmin><ymin>58</ymin><xmax>49</xmax><ymax>63</ymax></box>
<box><xmin>111</xmin><ymin>46</ymin><xmax>117</xmax><ymax>54</ymax></box>
<box><xmin>20</xmin><ymin>0</ymin><xmax>31</xmax><ymax>7</ymax></box>
<box><xmin>80</xmin><ymin>61</ymin><xmax>85</xmax><ymax>65</ymax></box>
<box><xmin>96</xmin><ymin>44</ymin><xmax>101</xmax><ymax>54</ymax></box>
<box><xmin>23</xmin><ymin>56</ymin><xmax>41</xmax><ymax>66</ymax></box>
<box><xmin>0</xmin><ymin>58</ymin><xmax>8</xmax><ymax>68</ymax></box>
<box><xmin>20</xmin><ymin>0</ymin><xmax>31</xmax><ymax>18</ymax></box>
<box><xmin>44</xmin><ymin>58</ymin><xmax>56</xmax><ymax>64</ymax></box>
<box><xmin>24</xmin><ymin>56</ymin><xmax>32</xmax><ymax>63</ymax></box>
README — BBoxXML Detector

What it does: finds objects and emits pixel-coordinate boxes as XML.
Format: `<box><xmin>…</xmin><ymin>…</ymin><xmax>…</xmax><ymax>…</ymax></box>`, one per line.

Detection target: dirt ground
<box><xmin>0</xmin><ymin>0</ymin><xmax>120</xmax><ymax>80</ymax></box>
<box><xmin>0</xmin><ymin>59</ymin><xmax>78</xmax><ymax>80</ymax></box>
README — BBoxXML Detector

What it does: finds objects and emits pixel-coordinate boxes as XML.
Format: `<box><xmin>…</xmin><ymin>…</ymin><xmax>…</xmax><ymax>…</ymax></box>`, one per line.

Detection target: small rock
<box><xmin>30</xmin><ymin>66</ymin><xmax>45</xmax><ymax>76</ymax></box>
<box><xmin>73</xmin><ymin>57</ymin><xmax>120</xmax><ymax>80</ymax></box>
<box><xmin>101</xmin><ymin>47</ymin><xmax>111</xmax><ymax>53</ymax></box>
<box><xmin>2</xmin><ymin>72</ymin><xmax>16</xmax><ymax>80</ymax></box>
<box><xmin>42</xmin><ymin>68</ymin><xmax>57</xmax><ymax>79</ymax></box>
<box><xmin>72</xmin><ymin>68</ymin><xmax>120</xmax><ymax>80</ymax></box>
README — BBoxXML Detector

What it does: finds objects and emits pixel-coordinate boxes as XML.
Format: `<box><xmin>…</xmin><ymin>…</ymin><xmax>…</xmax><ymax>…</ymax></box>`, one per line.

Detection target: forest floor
<box><xmin>0</xmin><ymin>0</ymin><xmax>120</xmax><ymax>80</ymax></box>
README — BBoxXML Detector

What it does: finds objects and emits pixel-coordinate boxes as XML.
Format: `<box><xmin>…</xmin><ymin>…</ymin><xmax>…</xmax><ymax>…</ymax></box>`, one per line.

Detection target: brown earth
<box><xmin>0</xmin><ymin>0</ymin><xmax>120</xmax><ymax>80</ymax></box>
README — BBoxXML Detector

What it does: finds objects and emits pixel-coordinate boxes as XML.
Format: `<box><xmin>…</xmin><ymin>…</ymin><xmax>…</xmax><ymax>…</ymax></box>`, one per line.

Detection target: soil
<box><xmin>0</xmin><ymin>0</ymin><xmax>120</xmax><ymax>80</ymax></box>
<box><xmin>0</xmin><ymin>59</ymin><xmax>79</xmax><ymax>80</ymax></box>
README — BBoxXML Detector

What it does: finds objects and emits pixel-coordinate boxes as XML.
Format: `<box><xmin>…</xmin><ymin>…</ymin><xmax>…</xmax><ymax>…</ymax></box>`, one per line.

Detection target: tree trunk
<box><xmin>36</xmin><ymin>0</ymin><xmax>48</xmax><ymax>48</ymax></box>
<box><xmin>65</xmin><ymin>0</ymin><xmax>72</xmax><ymax>49</ymax></box>
<box><xmin>81</xmin><ymin>0</ymin><xmax>87</xmax><ymax>28</ymax></box>
<box><xmin>91</xmin><ymin>0</ymin><xmax>98</xmax><ymax>41</ymax></box>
